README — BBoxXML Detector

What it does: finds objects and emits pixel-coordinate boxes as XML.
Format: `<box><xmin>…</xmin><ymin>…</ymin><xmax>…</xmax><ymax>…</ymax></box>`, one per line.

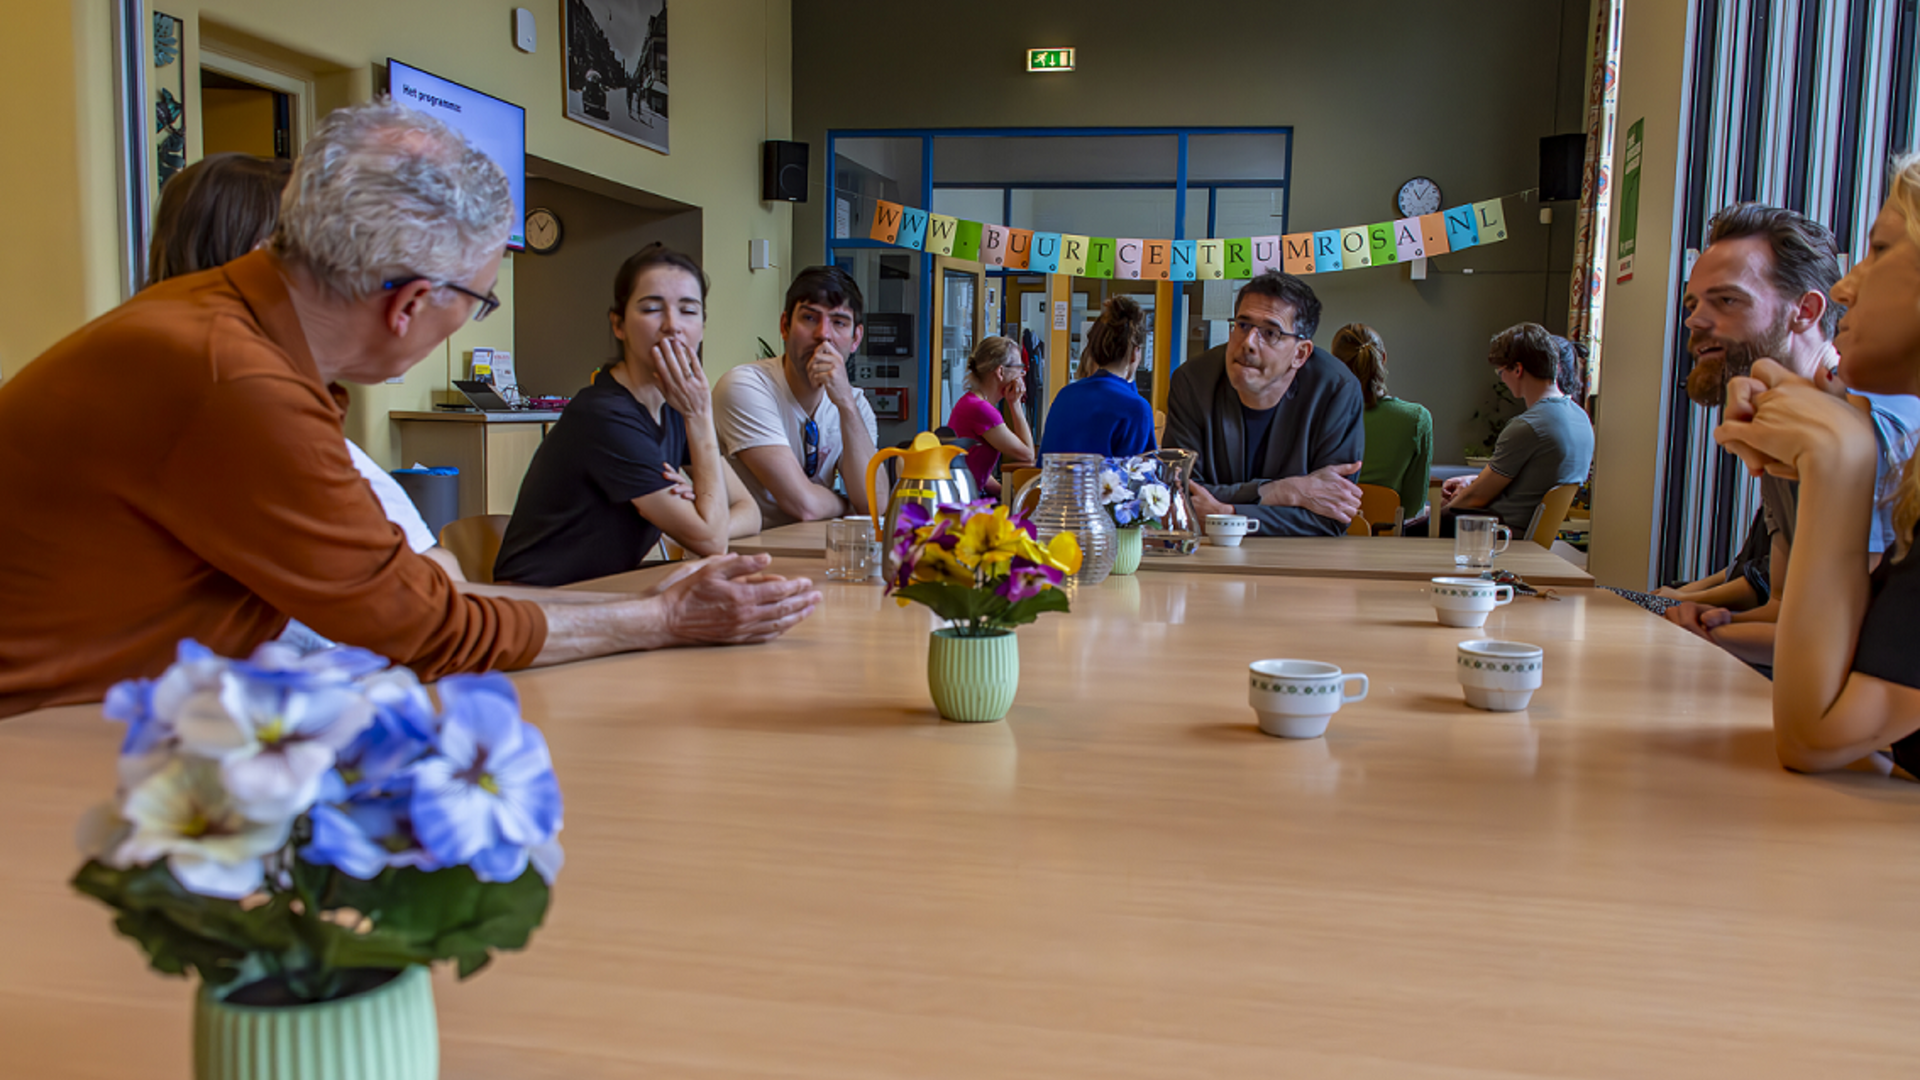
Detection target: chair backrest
<box><xmin>1004</xmin><ymin>467</ymin><xmax>1042</xmax><ymax>514</ymax></box>
<box><xmin>438</xmin><ymin>514</ymin><xmax>511</xmax><ymax>584</ymax></box>
<box><xmin>1524</xmin><ymin>483</ymin><xmax>1581</xmax><ymax>549</ymax></box>
<box><xmin>1356</xmin><ymin>483</ymin><xmax>1403</xmax><ymax>537</ymax></box>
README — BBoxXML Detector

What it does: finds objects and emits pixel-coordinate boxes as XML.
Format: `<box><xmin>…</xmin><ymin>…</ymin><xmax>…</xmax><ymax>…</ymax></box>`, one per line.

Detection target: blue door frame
<box><xmin>826</xmin><ymin>126</ymin><xmax>1293</xmax><ymax>432</ymax></box>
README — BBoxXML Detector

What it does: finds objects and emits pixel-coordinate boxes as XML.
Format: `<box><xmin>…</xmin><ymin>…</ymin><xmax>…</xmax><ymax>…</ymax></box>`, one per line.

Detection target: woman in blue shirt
<box><xmin>1039</xmin><ymin>296</ymin><xmax>1157</xmax><ymax>458</ymax></box>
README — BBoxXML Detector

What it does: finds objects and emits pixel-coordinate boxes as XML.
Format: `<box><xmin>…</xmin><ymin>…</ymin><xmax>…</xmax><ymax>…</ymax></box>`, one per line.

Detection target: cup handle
<box><xmin>1493</xmin><ymin>585</ymin><xmax>1514</xmax><ymax>606</ymax></box>
<box><xmin>1491</xmin><ymin>525</ymin><xmax>1512</xmax><ymax>555</ymax></box>
<box><xmin>1245</xmin><ymin>519</ymin><xmax>1261</xmax><ymax>533</ymax></box>
<box><xmin>1341</xmin><ymin>673</ymin><xmax>1369</xmax><ymax>705</ymax></box>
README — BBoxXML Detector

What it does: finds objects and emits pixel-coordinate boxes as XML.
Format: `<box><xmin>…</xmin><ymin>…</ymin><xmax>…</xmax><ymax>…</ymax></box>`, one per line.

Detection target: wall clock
<box><xmin>1396</xmin><ymin>177</ymin><xmax>1443</xmax><ymax>218</ymax></box>
<box><xmin>525</xmin><ymin>207</ymin><xmax>563</xmax><ymax>255</ymax></box>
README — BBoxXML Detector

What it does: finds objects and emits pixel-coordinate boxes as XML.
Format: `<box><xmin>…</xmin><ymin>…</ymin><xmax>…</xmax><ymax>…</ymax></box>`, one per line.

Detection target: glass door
<box><xmin>931</xmin><ymin>255</ymin><xmax>985</xmax><ymax>428</ymax></box>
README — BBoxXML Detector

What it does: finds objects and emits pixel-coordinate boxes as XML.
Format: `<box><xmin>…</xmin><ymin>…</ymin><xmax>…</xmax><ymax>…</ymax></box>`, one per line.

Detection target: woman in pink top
<box><xmin>946</xmin><ymin>336</ymin><xmax>1036</xmax><ymax>494</ymax></box>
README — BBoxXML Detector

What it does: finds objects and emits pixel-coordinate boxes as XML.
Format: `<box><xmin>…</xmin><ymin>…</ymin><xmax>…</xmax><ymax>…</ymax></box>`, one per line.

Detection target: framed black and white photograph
<box><xmin>564</xmin><ymin>0</ymin><xmax>669</xmax><ymax>154</ymax></box>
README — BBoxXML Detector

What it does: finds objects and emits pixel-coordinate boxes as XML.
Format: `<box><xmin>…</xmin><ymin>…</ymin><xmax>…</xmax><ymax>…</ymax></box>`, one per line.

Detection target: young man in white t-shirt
<box><xmin>714</xmin><ymin>266</ymin><xmax>879</xmax><ymax>527</ymax></box>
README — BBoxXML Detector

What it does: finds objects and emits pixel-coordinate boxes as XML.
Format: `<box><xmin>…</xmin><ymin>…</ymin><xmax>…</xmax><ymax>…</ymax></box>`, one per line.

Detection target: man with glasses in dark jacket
<box><xmin>1166</xmin><ymin>272</ymin><xmax>1367</xmax><ymax>537</ymax></box>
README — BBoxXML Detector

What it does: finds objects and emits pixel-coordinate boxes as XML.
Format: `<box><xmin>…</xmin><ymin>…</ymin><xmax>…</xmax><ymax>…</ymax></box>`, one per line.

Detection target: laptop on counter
<box><xmin>452</xmin><ymin>380</ymin><xmax>518</xmax><ymax>412</ymax></box>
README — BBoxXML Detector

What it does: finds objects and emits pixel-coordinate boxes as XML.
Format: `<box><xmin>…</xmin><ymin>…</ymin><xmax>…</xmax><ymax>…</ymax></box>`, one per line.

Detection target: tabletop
<box><xmin>734</xmin><ymin>520</ymin><xmax>1594</xmax><ymax>587</ymax></box>
<box><xmin>5</xmin><ymin>564</ymin><xmax>1915</xmax><ymax>1077</ymax></box>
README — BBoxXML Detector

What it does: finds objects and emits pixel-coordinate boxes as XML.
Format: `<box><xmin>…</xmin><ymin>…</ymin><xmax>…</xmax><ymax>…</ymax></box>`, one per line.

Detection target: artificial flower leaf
<box><xmin>998</xmin><ymin>587</ymin><xmax>1073</xmax><ymax>628</ymax></box>
<box><xmin>893</xmin><ymin>582</ymin><xmax>1001</xmax><ymax>625</ymax></box>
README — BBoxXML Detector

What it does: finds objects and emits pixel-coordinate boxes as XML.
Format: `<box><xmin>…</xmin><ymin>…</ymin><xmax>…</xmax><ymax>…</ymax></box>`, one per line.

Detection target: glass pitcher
<box><xmin>1009</xmin><ymin>454</ymin><xmax>1118</xmax><ymax>587</ymax></box>
<box><xmin>1139</xmin><ymin>448</ymin><xmax>1202</xmax><ymax>556</ymax></box>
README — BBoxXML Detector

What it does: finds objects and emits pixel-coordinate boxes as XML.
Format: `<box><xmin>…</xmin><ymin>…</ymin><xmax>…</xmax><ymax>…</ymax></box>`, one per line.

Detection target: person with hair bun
<box><xmin>494</xmin><ymin>245</ymin><xmax>760</xmax><ymax>587</ymax></box>
<box><xmin>1437</xmin><ymin>322</ymin><xmax>1593</xmax><ymax>537</ymax></box>
<box><xmin>1039</xmin><ymin>295</ymin><xmax>1157</xmax><ymax>459</ymax></box>
<box><xmin>946</xmin><ymin>335</ymin><xmax>1036</xmax><ymax>493</ymax></box>
<box><xmin>1712</xmin><ymin>155</ymin><xmax>1920</xmax><ymax>775</ymax></box>
<box><xmin>1330</xmin><ymin>323</ymin><xmax>1431</xmax><ymax>528</ymax></box>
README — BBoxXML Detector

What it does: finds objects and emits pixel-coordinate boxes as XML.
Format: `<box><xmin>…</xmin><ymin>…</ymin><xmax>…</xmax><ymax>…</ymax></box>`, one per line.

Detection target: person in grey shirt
<box><xmin>1439</xmin><ymin>324</ymin><xmax>1592</xmax><ymax>535</ymax></box>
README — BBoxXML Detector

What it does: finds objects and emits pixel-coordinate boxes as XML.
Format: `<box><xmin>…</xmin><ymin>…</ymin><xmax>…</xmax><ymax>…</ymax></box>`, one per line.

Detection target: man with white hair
<box><xmin>0</xmin><ymin>101</ymin><xmax>819</xmax><ymax>717</ymax></box>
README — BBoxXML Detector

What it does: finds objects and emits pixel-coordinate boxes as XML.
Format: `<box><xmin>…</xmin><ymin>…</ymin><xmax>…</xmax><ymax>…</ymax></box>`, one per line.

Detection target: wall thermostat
<box><xmin>513</xmin><ymin>8</ymin><xmax>537</xmax><ymax>53</ymax></box>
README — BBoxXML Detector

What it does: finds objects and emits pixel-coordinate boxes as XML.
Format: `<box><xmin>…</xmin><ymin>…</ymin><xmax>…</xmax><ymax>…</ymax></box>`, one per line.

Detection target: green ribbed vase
<box><xmin>926</xmin><ymin>629</ymin><xmax>1019</xmax><ymax>722</ymax></box>
<box><xmin>1110</xmin><ymin>528</ymin><xmax>1143</xmax><ymax>575</ymax></box>
<box><xmin>195</xmin><ymin>966</ymin><xmax>438</xmax><ymax>1080</ymax></box>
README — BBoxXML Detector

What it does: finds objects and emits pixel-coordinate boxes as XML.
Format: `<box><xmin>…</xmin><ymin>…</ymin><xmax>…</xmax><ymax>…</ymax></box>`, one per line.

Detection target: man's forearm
<box><xmin>838</xmin><ymin>402</ymin><xmax>877</xmax><ymax>513</ymax></box>
<box><xmin>529</xmin><ymin>597</ymin><xmax>674</xmax><ymax>666</ymax></box>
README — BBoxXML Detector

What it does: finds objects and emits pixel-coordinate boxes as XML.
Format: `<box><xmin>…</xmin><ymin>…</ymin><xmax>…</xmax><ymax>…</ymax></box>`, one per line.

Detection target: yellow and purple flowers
<box><xmin>887</xmin><ymin>500</ymin><xmax>1082</xmax><ymax>635</ymax></box>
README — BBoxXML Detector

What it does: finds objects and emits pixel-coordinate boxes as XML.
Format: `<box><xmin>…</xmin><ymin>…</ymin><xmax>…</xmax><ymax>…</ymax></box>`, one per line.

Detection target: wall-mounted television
<box><xmin>385</xmin><ymin>59</ymin><xmax>527</xmax><ymax>251</ymax></box>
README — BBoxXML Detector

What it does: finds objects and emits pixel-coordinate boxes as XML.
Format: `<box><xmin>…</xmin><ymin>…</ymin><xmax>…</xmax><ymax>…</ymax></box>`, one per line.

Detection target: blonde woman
<box><xmin>946</xmin><ymin>336</ymin><xmax>1035</xmax><ymax>493</ymax></box>
<box><xmin>1330</xmin><ymin>323</ymin><xmax>1432</xmax><ymax>527</ymax></box>
<box><xmin>1714</xmin><ymin>154</ymin><xmax>1920</xmax><ymax>775</ymax></box>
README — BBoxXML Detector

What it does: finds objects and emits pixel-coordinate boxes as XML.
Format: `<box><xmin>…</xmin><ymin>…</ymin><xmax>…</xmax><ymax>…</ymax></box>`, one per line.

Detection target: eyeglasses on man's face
<box><xmin>1228</xmin><ymin>318</ymin><xmax>1307</xmax><ymax>349</ymax></box>
<box><xmin>383</xmin><ymin>276</ymin><xmax>502</xmax><ymax>322</ymax></box>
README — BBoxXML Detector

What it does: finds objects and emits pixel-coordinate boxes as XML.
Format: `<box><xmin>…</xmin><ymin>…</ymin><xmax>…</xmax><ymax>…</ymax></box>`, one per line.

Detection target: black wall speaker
<box><xmin>763</xmin><ymin>140</ymin><xmax>809</xmax><ymax>203</ymax></box>
<box><xmin>1539</xmin><ymin>134</ymin><xmax>1587</xmax><ymax>202</ymax></box>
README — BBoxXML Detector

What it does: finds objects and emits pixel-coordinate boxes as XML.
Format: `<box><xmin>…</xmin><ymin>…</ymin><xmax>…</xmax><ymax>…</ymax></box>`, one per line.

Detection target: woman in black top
<box><xmin>1715</xmin><ymin>163</ymin><xmax>1920</xmax><ymax>775</ymax></box>
<box><xmin>495</xmin><ymin>246</ymin><xmax>759</xmax><ymax>587</ymax></box>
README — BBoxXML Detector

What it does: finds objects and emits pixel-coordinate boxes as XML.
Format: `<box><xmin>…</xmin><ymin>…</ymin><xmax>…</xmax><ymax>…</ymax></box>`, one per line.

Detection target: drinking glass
<box><xmin>1453</xmin><ymin>515</ymin><xmax>1512</xmax><ymax>570</ymax></box>
<box><xmin>826</xmin><ymin>517</ymin><xmax>879</xmax><ymax>581</ymax></box>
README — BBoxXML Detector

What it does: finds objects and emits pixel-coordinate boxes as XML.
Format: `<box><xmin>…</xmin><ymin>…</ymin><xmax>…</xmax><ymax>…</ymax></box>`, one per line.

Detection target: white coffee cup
<box><xmin>1248</xmin><ymin>659</ymin><xmax>1369</xmax><ymax>738</ymax></box>
<box><xmin>1456</xmin><ymin>639</ymin><xmax>1544</xmax><ymax>711</ymax></box>
<box><xmin>1429</xmin><ymin>576</ymin><xmax>1516</xmax><ymax>628</ymax></box>
<box><xmin>1206</xmin><ymin>513</ymin><xmax>1261</xmax><ymax>547</ymax></box>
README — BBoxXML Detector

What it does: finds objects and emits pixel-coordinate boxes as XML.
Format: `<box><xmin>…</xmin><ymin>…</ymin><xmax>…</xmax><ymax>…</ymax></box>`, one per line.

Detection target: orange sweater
<box><xmin>0</xmin><ymin>250</ymin><xmax>546</xmax><ymax>717</ymax></box>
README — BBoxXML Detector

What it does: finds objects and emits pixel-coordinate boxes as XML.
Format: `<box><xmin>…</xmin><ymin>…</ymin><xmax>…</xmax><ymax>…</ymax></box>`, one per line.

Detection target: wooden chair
<box><xmin>1004</xmin><ymin>466</ymin><xmax>1042</xmax><ymax>514</ymax></box>
<box><xmin>1344</xmin><ymin>483</ymin><xmax>1404</xmax><ymax>537</ymax></box>
<box><xmin>1524</xmin><ymin>483</ymin><xmax>1581</xmax><ymax>549</ymax></box>
<box><xmin>438</xmin><ymin>514</ymin><xmax>511</xmax><ymax>584</ymax></box>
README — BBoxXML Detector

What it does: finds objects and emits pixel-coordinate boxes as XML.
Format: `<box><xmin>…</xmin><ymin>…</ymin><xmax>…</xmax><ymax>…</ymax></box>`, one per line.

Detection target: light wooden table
<box><xmin>734</xmin><ymin>520</ymin><xmax>1594</xmax><ymax>587</ymax></box>
<box><xmin>7</xmin><ymin>566</ymin><xmax>1917</xmax><ymax>1076</ymax></box>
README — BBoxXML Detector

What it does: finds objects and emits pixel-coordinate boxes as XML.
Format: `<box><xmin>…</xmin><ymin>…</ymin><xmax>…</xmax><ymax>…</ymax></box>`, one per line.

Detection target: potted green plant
<box><xmin>887</xmin><ymin>501</ymin><xmax>1080</xmax><ymax>722</ymax></box>
<box><xmin>73</xmin><ymin>641</ymin><xmax>563</xmax><ymax>1080</ymax></box>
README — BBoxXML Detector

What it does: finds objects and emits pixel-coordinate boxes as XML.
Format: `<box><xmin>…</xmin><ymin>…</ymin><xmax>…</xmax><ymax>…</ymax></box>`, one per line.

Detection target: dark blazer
<box><xmin>1164</xmin><ymin>344</ymin><xmax>1366</xmax><ymax>537</ymax></box>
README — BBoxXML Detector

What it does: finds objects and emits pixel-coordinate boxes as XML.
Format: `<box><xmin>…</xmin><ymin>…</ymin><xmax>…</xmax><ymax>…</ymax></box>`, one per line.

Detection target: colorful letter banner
<box><xmin>953</xmin><ymin>219</ymin><xmax>983</xmax><ymax>261</ymax></box>
<box><xmin>1059</xmin><ymin>234</ymin><xmax>1089</xmax><ymax>276</ymax></box>
<box><xmin>1367</xmin><ymin>222</ymin><xmax>1397</xmax><ymax>266</ymax></box>
<box><xmin>856</xmin><ymin>194</ymin><xmax>1511</xmax><ymax>278</ymax></box>
<box><xmin>1087</xmin><ymin>238</ymin><xmax>1116</xmax><ymax>279</ymax></box>
<box><xmin>1007</xmin><ymin>228</ymin><xmax>1034</xmax><ymax>270</ymax></box>
<box><xmin>1251</xmin><ymin>235</ymin><xmax>1282</xmax><ymax>275</ymax></box>
<box><xmin>1030</xmin><ymin>232</ymin><xmax>1062</xmax><ymax>273</ymax></box>
<box><xmin>870</xmin><ymin>200</ymin><xmax>903</xmax><ymax>244</ymax></box>
<box><xmin>1170</xmin><ymin>240</ymin><xmax>1196</xmax><ymax>281</ymax></box>
<box><xmin>924</xmin><ymin>213</ymin><xmax>957</xmax><ymax>257</ymax></box>
<box><xmin>1196</xmin><ymin>239</ymin><xmax>1225</xmax><ymax>279</ymax></box>
<box><xmin>981</xmin><ymin>224</ymin><xmax>1009</xmax><ymax>267</ymax></box>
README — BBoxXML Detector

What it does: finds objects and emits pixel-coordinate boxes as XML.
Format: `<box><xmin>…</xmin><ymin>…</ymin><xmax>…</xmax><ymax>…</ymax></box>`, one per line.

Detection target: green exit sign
<box><xmin>1027</xmin><ymin>47</ymin><xmax>1076</xmax><ymax>72</ymax></box>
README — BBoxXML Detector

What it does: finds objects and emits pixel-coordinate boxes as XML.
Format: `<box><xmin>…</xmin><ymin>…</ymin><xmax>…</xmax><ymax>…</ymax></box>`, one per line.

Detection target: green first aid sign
<box><xmin>1027</xmin><ymin>48</ymin><xmax>1075</xmax><ymax>72</ymax></box>
<box><xmin>1616</xmin><ymin>118</ymin><xmax>1643</xmax><ymax>283</ymax></box>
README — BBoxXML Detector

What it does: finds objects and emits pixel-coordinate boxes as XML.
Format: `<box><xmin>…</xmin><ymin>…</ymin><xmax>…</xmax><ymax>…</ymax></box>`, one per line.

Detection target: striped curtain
<box><xmin>1656</xmin><ymin>0</ymin><xmax>1920</xmax><ymax>586</ymax></box>
<box><xmin>1568</xmin><ymin>0</ymin><xmax>1623</xmax><ymax>392</ymax></box>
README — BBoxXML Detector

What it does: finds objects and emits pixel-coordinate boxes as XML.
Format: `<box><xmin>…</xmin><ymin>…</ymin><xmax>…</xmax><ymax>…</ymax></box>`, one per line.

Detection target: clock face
<box><xmin>526</xmin><ymin>208</ymin><xmax>563</xmax><ymax>255</ymax></box>
<box><xmin>1397</xmin><ymin>177</ymin><xmax>1443</xmax><ymax>218</ymax></box>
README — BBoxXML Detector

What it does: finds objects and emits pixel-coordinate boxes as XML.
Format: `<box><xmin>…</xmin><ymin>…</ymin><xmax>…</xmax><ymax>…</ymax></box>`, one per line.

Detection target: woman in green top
<box><xmin>1331</xmin><ymin>324</ymin><xmax>1433</xmax><ymax>531</ymax></box>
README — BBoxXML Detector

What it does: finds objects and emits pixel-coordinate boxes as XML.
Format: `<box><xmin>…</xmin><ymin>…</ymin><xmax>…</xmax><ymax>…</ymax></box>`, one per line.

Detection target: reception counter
<box><xmin>391</xmin><ymin>410</ymin><xmax>562</xmax><ymax>521</ymax></box>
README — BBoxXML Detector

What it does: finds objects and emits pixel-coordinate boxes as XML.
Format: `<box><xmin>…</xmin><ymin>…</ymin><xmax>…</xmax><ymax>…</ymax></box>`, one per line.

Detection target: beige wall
<box><xmin>514</xmin><ymin>176</ymin><xmax>703</xmax><ymax>398</ymax></box>
<box><xmin>6</xmin><ymin>0</ymin><xmax>792</xmax><ymax>468</ymax></box>
<box><xmin>793</xmin><ymin>0</ymin><xmax>1595</xmax><ymax>461</ymax></box>
<box><xmin>1587</xmin><ymin>0</ymin><xmax>1692</xmax><ymax>589</ymax></box>
<box><xmin>200</xmin><ymin>86</ymin><xmax>277</xmax><ymax>157</ymax></box>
